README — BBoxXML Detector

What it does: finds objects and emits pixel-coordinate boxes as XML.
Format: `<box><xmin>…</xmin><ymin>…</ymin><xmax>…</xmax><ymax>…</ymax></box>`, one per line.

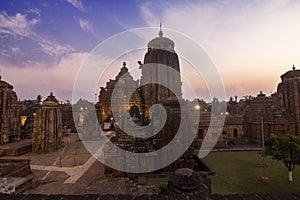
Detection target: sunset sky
<box><xmin>0</xmin><ymin>0</ymin><xmax>300</xmax><ymax>103</ymax></box>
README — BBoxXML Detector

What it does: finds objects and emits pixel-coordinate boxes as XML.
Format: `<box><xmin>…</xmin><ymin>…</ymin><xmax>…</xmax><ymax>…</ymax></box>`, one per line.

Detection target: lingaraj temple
<box><xmin>0</xmin><ymin>27</ymin><xmax>299</xmax><ymax>165</ymax></box>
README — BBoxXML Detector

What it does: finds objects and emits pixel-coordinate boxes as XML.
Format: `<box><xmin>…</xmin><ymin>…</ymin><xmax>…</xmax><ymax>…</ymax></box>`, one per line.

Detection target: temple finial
<box><xmin>293</xmin><ymin>64</ymin><xmax>296</xmax><ymax>70</ymax></box>
<box><xmin>159</xmin><ymin>22</ymin><xmax>163</xmax><ymax>37</ymax></box>
<box><xmin>123</xmin><ymin>61</ymin><xmax>126</xmax><ymax>67</ymax></box>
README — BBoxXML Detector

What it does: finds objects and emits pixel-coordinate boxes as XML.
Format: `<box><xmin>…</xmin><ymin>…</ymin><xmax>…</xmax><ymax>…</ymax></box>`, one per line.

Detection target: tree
<box><xmin>36</xmin><ymin>94</ymin><xmax>42</xmax><ymax>103</ymax></box>
<box><xmin>265</xmin><ymin>135</ymin><xmax>300</xmax><ymax>181</ymax></box>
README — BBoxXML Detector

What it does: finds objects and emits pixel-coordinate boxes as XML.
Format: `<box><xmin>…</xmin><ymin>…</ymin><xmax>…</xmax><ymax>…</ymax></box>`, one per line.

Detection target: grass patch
<box><xmin>147</xmin><ymin>177</ymin><xmax>168</xmax><ymax>187</ymax></box>
<box><xmin>203</xmin><ymin>151</ymin><xmax>300</xmax><ymax>194</ymax></box>
<box><xmin>147</xmin><ymin>177</ymin><xmax>168</xmax><ymax>193</ymax></box>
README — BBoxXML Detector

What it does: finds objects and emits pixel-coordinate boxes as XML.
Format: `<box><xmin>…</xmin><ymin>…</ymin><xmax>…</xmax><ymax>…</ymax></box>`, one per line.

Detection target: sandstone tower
<box><xmin>101</xmin><ymin>27</ymin><xmax>198</xmax><ymax>174</ymax></box>
<box><xmin>140</xmin><ymin>26</ymin><xmax>182</xmax><ymax>119</ymax></box>
<box><xmin>0</xmin><ymin>76</ymin><xmax>20</xmax><ymax>144</ymax></box>
<box><xmin>32</xmin><ymin>92</ymin><xmax>62</xmax><ymax>153</ymax></box>
<box><xmin>277</xmin><ymin>65</ymin><xmax>300</xmax><ymax>135</ymax></box>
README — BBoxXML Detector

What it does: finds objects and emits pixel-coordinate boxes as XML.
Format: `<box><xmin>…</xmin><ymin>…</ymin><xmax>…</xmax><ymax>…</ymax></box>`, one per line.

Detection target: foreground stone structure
<box><xmin>32</xmin><ymin>92</ymin><xmax>62</xmax><ymax>153</ymax></box>
<box><xmin>0</xmin><ymin>158</ymin><xmax>33</xmax><ymax>194</ymax></box>
<box><xmin>0</xmin><ymin>77</ymin><xmax>21</xmax><ymax>144</ymax></box>
<box><xmin>1</xmin><ymin>192</ymin><xmax>299</xmax><ymax>199</ymax></box>
<box><xmin>167</xmin><ymin>168</ymin><xmax>208</xmax><ymax>196</ymax></box>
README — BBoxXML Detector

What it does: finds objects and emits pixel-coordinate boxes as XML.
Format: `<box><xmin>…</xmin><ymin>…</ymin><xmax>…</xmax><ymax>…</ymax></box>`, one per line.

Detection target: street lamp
<box><xmin>261</xmin><ymin>116</ymin><xmax>270</xmax><ymax>183</ymax></box>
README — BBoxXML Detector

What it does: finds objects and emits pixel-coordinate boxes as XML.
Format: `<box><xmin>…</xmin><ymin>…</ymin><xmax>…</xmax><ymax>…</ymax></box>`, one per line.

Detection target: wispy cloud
<box><xmin>27</xmin><ymin>8</ymin><xmax>41</xmax><ymax>16</ymax></box>
<box><xmin>0</xmin><ymin>11</ymin><xmax>38</xmax><ymax>37</ymax></box>
<box><xmin>37</xmin><ymin>39</ymin><xmax>74</xmax><ymax>57</ymax></box>
<box><xmin>78</xmin><ymin>18</ymin><xmax>99</xmax><ymax>39</ymax></box>
<box><xmin>0</xmin><ymin>49</ymin><xmax>10</xmax><ymax>57</ymax></box>
<box><xmin>65</xmin><ymin>0</ymin><xmax>85</xmax><ymax>12</ymax></box>
<box><xmin>0</xmin><ymin>11</ymin><xmax>74</xmax><ymax>58</ymax></box>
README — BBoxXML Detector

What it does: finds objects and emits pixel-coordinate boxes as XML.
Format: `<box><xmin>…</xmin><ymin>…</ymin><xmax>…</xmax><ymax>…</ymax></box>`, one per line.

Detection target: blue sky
<box><xmin>1</xmin><ymin>0</ymin><xmax>300</xmax><ymax>102</ymax></box>
<box><xmin>0</xmin><ymin>0</ymin><xmax>145</xmax><ymax>65</ymax></box>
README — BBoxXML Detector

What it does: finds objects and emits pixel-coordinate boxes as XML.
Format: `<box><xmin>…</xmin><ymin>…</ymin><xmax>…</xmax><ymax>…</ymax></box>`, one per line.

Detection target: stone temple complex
<box><xmin>0</xmin><ymin>28</ymin><xmax>299</xmax><ymax>158</ymax></box>
<box><xmin>1</xmin><ymin>27</ymin><xmax>300</xmax><ymax>198</ymax></box>
<box><xmin>97</xmin><ymin>27</ymin><xmax>300</xmax><ymax>161</ymax></box>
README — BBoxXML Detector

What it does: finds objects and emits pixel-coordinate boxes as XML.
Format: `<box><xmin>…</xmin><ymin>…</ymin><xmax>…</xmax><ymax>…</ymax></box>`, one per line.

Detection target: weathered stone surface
<box><xmin>134</xmin><ymin>194</ymin><xmax>150</xmax><ymax>200</ymax></box>
<box><xmin>167</xmin><ymin>194</ymin><xmax>189</xmax><ymax>200</ymax></box>
<box><xmin>168</xmin><ymin>168</ymin><xmax>203</xmax><ymax>192</ymax></box>
<box><xmin>277</xmin><ymin>67</ymin><xmax>300</xmax><ymax>135</ymax></box>
<box><xmin>1</xmin><ymin>193</ymin><xmax>299</xmax><ymax>200</ymax></box>
<box><xmin>117</xmin><ymin>194</ymin><xmax>133</xmax><ymax>200</ymax></box>
<box><xmin>244</xmin><ymin>91</ymin><xmax>295</xmax><ymax>144</ymax></box>
<box><xmin>32</xmin><ymin>92</ymin><xmax>62</xmax><ymax>153</ymax></box>
<box><xmin>208</xmin><ymin>194</ymin><xmax>226</xmax><ymax>200</ymax></box>
<box><xmin>150</xmin><ymin>194</ymin><xmax>167</xmax><ymax>200</ymax></box>
<box><xmin>0</xmin><ymin>77</ymin><xmax>21</xmax><ymax>145</ymax></box>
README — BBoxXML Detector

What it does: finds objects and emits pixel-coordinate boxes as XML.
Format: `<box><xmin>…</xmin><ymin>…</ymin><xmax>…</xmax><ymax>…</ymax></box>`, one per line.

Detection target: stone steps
<box><xmin>0</xmin><ymin>150</ymin><xmax>5</xmax><ymax>157</ymax></box>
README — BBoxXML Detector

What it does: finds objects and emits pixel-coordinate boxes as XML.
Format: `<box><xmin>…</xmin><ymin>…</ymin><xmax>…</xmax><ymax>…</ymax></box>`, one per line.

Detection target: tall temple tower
<box><xmin>0</xmin><ymin>76</ymin><xmax>20</xmax><ymax>144</ymax></box>
<box><xmin>140</xmin><ymin>25</ymin><xmax>182</xmax><ymax>118</ymax></box>
<box><xmin>277</xmin><ymin>65</ymin><xmax>300</xmax><ymax>135</ymax></box>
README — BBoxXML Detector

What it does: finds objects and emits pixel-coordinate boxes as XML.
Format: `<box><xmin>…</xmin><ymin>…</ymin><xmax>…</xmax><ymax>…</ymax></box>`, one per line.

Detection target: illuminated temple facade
<box><xmin>97</xmin><ymin>28</ymin><xmax>199</xmax><ymax>174</ymax></box>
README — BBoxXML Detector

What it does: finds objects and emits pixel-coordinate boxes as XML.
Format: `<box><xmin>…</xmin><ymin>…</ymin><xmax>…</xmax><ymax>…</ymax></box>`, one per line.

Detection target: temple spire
<box><xmin>159</xmin><ymin>22</ymin><xmax>163</xmax><ymax>37</ymax></box>
<box><xmin>293</xmin><ymin>64</ymin><xmax>296</xmax><ymax>70</ymax></box>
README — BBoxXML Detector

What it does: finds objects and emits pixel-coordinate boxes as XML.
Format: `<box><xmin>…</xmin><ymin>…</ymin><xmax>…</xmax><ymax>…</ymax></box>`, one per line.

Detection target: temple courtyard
<box><xmin>1</xmin><ymin>135</ymin><xmax>300</xmax><ymax>195</ymax></box>
<box><xmin>2</xmin><ymin>134</ymin><xmax>136</xmax><ymax>195</ymax></box>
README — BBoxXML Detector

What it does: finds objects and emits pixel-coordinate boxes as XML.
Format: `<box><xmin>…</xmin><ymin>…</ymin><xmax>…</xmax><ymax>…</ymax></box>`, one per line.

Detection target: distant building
<box><xmin>73</xmin><ymin>98</ymin><xmax>100</xmax><ymax>139</ymax></box>
<box><xmin>0</xmin><ymin>76</ymin><xmax>21</xmax><ymax>144</ymax></box>
<box><xmin>197</xmin><ymin>111</ymin><xmax>245</xmax><ymax>148</ymax></box>
<box><xmin>244</xmin><ymin>91</ymin><xmax>295</xmax><ymax>143</ymax></box>
<box><xmin>19</xmin><ymin>98</ymin><xmax>41</xmax><ymax>139</ymax></box>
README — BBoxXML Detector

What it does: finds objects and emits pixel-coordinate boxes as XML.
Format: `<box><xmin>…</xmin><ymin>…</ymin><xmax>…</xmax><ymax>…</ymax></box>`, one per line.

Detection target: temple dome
<box><xmin>0</xmin><ymin>76</ymin><xmax>13</xmax><ymax>89</ymax></box>
<box><xmin>43</xmin><ymin>92</ymin><xmax>59</xmax><ymax>105</ymax></box>
<box><xmin>168</xmin><ymin>168</ymin><xmax>203</xmax><ymax>191</ymax></box>
<box><xmin>147</xmin><ymin>28</ymin><xmax>175</xmax><ymax>51</ymax></box>
<box><xmin>280</xmin><ymin>65</ymin><xmax>300</xmax><ymax>80</ymax></box>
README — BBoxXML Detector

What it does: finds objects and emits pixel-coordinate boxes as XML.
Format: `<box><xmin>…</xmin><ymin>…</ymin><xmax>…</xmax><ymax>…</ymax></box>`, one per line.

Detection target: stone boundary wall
<box><xmin>0</xmin><ymin>193</ymin><xmax>300</xmax><ymax>200</ymax></box>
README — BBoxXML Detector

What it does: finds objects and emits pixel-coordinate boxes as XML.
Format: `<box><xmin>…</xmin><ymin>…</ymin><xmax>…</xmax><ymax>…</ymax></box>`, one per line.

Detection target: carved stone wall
<box><xmin>32</xmin><ymin>93</ymin><xmax>62</xmax><ymax>153</ymax></box>
<box><xmin>0</xmin><ymin>77</ymin><xmax>20</xmax><ymax>144</ymax></box>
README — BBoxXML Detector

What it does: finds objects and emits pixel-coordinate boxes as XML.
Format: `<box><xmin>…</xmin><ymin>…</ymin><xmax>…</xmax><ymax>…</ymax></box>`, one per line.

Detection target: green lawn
<box><xmin>203</xmin><ymin>151</ymin><xmax>300</xmax><ymax>194</ymax></box>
